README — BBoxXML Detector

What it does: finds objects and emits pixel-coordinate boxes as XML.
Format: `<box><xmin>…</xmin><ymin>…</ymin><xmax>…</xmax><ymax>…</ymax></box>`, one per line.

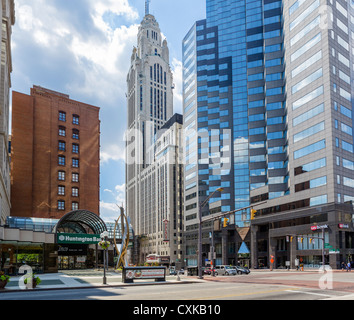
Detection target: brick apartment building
<box><xmin>10</xmin><ymin>86</ymin><xmax>100</xmax><ymax>219</ymax></box>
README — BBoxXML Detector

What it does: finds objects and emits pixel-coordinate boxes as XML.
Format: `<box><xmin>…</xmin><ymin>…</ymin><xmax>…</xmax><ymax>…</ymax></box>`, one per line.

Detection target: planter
<box><xmin>0</xmin><ymin>280</ymin><xmax>8</xmax><ymax>290</ymax></box>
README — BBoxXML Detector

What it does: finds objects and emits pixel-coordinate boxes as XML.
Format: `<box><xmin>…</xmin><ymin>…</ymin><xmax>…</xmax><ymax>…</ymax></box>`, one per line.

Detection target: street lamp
<box><xmin>198</xmin><ymin>187</ymin><xmax>224</xmax><ymax>279</ymax></box>
<box><xmin>99</xmin><ymin>231</ymin><xmax>110</xmax><ymax>285</ymax></box>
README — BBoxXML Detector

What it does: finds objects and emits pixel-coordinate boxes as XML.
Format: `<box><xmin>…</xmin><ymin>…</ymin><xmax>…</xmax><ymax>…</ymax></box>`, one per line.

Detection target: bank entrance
<box><xmin>54</xmin><ymin>210</ymin><xmax>107</xmax><ymax>271</ymax></box>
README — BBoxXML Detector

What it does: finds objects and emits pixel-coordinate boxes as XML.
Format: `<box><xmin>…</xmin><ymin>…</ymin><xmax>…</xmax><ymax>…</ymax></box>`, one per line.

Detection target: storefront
<box><xmin>54</xmin><ymin>210</ymin><xmax>108</xmax><ymax>270</ymax></box>
<box><xmin>0</xmin><ymin>210</ymin><xmax>135</xmax><ymax>274</ymax></box>
<box><xmin>251</xmin><ymin>203</ymin><xmax>354</xmax><ymax>270</ymax></box>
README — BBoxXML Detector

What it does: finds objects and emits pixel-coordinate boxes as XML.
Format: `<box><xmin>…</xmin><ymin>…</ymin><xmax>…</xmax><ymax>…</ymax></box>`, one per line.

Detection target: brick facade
<box><xmin>11</xmin><ymin>86</ymin><xmax>100</xmax><ymax>219</ymax></box>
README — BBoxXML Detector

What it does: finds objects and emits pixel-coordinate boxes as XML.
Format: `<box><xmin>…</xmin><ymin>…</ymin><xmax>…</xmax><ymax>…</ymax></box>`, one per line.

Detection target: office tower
<box><xmin>11</xmin><ymin>86</ymin><xmax>100</xmax><ymax>219</ymax></box>
<box><xmin>0</xmin><ymin>0</ymin><xmax>15</xmax><ymax>225</ymax></box>
<box><xmin>183</xmin><ymin>0</ymin><xmax>354</xmax><ymax>269</ymax></box>
<box><xmin>126</xmin><ymin>4</ymin><xmax>183</xmax><ymax>266</ymax></box>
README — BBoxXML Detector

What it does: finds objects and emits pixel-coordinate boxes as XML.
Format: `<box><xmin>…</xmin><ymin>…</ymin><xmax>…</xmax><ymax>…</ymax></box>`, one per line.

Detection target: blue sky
<box><xmin>12</xmin><ymin>0</ymin><xmax>206</xmax><ymax>221</ymax></box>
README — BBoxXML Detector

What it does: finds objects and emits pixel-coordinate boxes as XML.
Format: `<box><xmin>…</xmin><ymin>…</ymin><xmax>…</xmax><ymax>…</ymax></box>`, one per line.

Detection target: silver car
<box><xmin>215</xmin><ymin>265</ymin><xmax>236</xmax><ymax>276</ymax></box>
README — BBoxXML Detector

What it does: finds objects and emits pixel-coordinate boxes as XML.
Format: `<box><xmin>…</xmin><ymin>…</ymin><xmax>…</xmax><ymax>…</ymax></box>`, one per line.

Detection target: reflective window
<box><xmin>292</xmin><ymin>68</ymin><xmax>322</xmax><ymax>94</ymax></box>
<box><xmin>293</xmin><ymin>103</ymin><xmax>324</xmax><ymax>127</ymax></box>
<box><xmin>292</xmin><ymin>86</ymin><xmax>323</xmax><ymax>110</ymax></box>
<box><xmin>293</xmin><ymin>121</ymin><xmax>325</xmax><ymax>143</ymax></box>
<box><xmin>294</xmin><ymin>139</ymin><xmax>325</xmax><ymax>159</ymax></box>
<box><xmin>291</xmin><ymin>33</ymin><xmax>321</xmax><ymax>62</ymax></box>
<box><xmin>290</xmin><ymin>0</ymin><xmax>320</xmax><ymax>31</ymax></box>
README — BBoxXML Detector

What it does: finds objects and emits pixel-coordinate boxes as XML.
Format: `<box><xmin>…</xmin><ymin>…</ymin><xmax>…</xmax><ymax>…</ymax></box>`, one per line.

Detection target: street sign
<box><xmin>324</xmin><ymin>243</ymin><xmax>333</xmax><ymax>249</ymax></box>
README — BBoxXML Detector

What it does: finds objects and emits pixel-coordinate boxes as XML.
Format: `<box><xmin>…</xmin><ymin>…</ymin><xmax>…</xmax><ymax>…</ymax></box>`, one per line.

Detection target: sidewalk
<box><xmin>0</xmin><ymin>269</ymin><xmax>200</xmax><ymax>293</ymax></box>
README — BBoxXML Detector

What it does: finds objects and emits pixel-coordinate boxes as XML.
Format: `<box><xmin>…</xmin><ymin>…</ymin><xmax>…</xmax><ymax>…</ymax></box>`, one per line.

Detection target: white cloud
<box><xmin>171</xmin><ymin>58</ymin><xmax>183</xmax><ymax>115</ymax></box>
<box><xmin>100</xmin><ymin>182</ymin><xmax>126</xmax><ymax>221</ymax></box>
<box><xmin>100</xmin><ymin>143</ymin><xmax>126</xmax><ymax>164</ymax></box>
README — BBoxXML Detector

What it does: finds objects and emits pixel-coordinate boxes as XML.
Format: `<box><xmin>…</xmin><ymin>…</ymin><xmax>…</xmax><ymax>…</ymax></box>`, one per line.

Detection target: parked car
<box><xmin>235</xmin><ymin>266</ymin><xmax>250</xmax><ymax>275</ymax></box>
<box><xmin>169</xmin><ymin>269</ymin><xmax>177</xmax><ymax>275</ymax></box>
<box><xmin>202</xmin><ymin>267</ymin><xmax>211</xmax><ymax>275</ymax></box>
<box><xmin>178</xmin><ymin>268</ymin><xmax>185</xmax><ymax>275</ymax></box>
<box><xmin>205</xmin><ymin>267</ymin><xmax>217</xmax><ymax>275</ymax></box>
<box><xmin>215</xmin><ymin>265</ymin><xmax>236</xmax><ymax>275</ymax></box>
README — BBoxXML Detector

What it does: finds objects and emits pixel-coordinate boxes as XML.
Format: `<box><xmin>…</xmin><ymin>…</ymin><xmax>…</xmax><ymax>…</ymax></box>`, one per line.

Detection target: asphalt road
<box><xmin>2</xmin><ymin>270</ymin><xmax>354</xmax><ymax>301</ymax></box>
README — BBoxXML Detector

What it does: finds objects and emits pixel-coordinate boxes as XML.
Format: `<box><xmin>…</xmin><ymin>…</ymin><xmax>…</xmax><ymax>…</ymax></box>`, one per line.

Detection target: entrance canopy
<box><xmin>53</xmin><ymin>210</ymin><xmax>107</xmax><ymax>236</ymax></box>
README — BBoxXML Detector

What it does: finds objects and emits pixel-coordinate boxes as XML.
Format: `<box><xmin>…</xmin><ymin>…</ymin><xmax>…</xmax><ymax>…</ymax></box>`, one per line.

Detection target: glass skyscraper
<box><xmin>183</xmin><ymin>0</ymin><xmax>354</xmax><ymax>269</ymax></box>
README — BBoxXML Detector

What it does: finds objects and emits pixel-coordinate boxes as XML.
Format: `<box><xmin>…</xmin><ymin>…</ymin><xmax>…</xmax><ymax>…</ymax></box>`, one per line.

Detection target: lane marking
<box><xmin>192</xmin><ymin>288</ymin><xmax>299</xmax><ymax>300</ymax></box>
<box><xmin>286</xmin><ymin>290</ymin><xmax>334</xmax><ymax>298</ymax></box>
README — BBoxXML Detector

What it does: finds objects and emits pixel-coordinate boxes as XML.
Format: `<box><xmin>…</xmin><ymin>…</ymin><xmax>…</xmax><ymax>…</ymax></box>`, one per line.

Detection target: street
<box><xmin>2</xmin><ymin>270</ymin><xmax>354</xmax><ymax>301</ymax></box>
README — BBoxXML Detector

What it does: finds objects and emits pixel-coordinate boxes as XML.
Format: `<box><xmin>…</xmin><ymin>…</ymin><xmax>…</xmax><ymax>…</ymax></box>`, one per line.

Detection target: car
<box><xmin>215</xmin><ymin>265</ymin><xmax>236</xmax><ymax>276</ymax></box>
<box><xmin>178</xmin><ymin>268</ymin><xmax>185</xmax><ymax>275</ymax></box>
<box><xmin>169</xmin><ymin>269</ymin><xmax>177</xmax><ymax>275</ymax></box>
<box><xmin>235</xmin><ymin>266</ymin><xmax>250</xmax><ymax>275</ymax></box>
<box><xmin>202</xmin><ymin>267</ymin><xmax>211</xmax><ymax>275</ymax></box>
<box><xmin>205</xmin><ymin>267</ymin><xmax>217</xmax><ymax>275</ymax></box>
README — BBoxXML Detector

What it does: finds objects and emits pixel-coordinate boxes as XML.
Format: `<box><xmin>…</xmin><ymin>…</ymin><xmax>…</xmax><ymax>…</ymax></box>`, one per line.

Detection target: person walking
<box><xmin>347</xmin><ymin>261</ymin><xmax>351</xmax><ymax>272</ymax></box>
<box><xmin>341</xmin><ymin>261</ymin><xmax>345</xmax><ymax>271</ymax></box>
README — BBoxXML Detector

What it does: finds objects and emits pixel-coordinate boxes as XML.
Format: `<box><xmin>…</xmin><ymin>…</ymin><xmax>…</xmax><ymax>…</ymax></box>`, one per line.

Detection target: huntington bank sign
<box><xmin>57</xmin><ymin>233</ymin><xmax>101</xmax><ymax>244</ymax></box>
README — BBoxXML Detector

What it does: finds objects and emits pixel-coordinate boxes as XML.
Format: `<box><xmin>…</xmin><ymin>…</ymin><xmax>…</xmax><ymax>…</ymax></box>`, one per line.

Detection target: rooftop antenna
<box><xmin>145</xmin><ymin>0</ymin><xmax>150</xmax><ymax>15</ymax></box>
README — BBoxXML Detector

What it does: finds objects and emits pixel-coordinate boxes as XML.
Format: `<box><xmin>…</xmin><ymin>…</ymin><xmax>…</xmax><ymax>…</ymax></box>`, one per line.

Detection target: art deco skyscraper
<box><xmin>126</xmin><ymin>4</ymin><xmax>174</xmax><ymax>251</ymax></box>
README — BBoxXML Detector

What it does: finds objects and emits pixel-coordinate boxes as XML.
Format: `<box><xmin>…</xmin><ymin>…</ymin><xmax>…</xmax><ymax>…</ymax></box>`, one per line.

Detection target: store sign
<box><xmin>57</xmin><ymin>233</ymin><xmax>101</xmax><ymax>244</ymax></box>
<box><xmin>58</xmin><ymin>244</ymin><xmax>88</xmax><ymax>256</ymax></box>
<box><xmin>123</xmin><ymin>267</ymin><xmax>166</xmax><ymax>283</ymax></box>
<box><xmin>311</xmin><ymin>224</ymin><xmax>328</xmax><ymax>231</ymax></box>
<box><xmin>163</xmin><ymin>220</ymin><xmax>169</xmax><ymax>242</ymax></box>
<box><xmin>339</xmin><ymin>223</ymin><xmax>349</xmax><ymax>229</ymax></box>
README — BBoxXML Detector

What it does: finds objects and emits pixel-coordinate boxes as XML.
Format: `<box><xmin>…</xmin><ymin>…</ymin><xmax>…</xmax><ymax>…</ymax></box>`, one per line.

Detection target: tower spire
<box><xmin>145</xmin><ymin>0</ymin><xmax>150</xmax><ymax>15</ymax></box>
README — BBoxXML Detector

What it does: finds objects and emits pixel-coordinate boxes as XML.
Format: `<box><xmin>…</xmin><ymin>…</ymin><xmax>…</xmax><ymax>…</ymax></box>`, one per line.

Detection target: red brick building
<box><xmin>11</xmin><ymin>86</ymin><xmax>100</xmax><ymax>219</ymax></box>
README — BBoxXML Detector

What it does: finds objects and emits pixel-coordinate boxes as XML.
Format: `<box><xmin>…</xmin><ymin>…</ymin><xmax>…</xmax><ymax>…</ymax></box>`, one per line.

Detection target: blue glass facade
<box><xmin>203</xmin><ymin>0</ymin><xmax>288</xmax><ymax>226</ymax></box>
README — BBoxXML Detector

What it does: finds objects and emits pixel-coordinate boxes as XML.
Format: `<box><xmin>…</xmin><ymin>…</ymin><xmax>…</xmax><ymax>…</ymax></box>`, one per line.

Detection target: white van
<box><xmin>215</xmin><ymin>265</ymin><xmax>236</xmax><ymax>276</ymax></box>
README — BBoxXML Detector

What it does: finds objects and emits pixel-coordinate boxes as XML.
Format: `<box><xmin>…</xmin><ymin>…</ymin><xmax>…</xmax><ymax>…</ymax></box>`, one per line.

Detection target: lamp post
<box><xmin>100</xmin><ymin>231</ymin><xmax>110</xmax><ymax>285</ymax></box>
<box><xmin>198</xmin><ymin>187</ymin><xmax>224</xmax><ymax>279</ymax></box>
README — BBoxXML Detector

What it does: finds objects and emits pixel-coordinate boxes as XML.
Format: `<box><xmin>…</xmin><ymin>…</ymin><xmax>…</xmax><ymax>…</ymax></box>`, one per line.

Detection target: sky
<box><xmin>11</xmin><ymin>0</ymin><xmax>206</xmax><ymax>222</ymax></box>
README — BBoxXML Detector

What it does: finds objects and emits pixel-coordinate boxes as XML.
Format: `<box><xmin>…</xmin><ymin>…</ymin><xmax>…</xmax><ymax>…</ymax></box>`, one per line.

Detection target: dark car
<box><xmin>202</xmin><ymin>267</ymin><xmax>210</xmax><ymax>275</ymax></box>
<box><xmin>235</xmin><ymin>266</ymin><xmax>250</xmax><ymax>275</ymax></box>
<box><xmin>169</xmin><ymin>269</ymin><xmax>177</xmax><ymax>275</ymax></box>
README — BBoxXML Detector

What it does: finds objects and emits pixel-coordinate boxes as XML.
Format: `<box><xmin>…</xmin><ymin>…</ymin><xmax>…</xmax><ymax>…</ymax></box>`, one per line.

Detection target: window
<box><xmin>72</xmin><ymin>187</ymin><xmax>79</xmax><ymax>197</ymax></box>
<box><xmin>72</xmin><ymin>144</ymin><xmax>79</xmax><ymax>154</ymax></box>
<box><xmin>58</xmin><ymin>141</ymin><xmax>66</xmax><ymax>151</ymax></box>
<box><xmin>291</xmin><ymin>33</ymin><xmax>321</xmax><ymax>62</ymax></box>
<box><xmin>73</xmin><ymin>115</ymin><xmax>79</xmax><ymax>125</ymax></box>
<box><xmin>289</xmin><ymin>0</ymin><xmax>320</xmax><ymax>31</ymax></box>
<box><xmin>294</xmin><ymin>139</ymin><xmax>326</xmax><ymax>159</ymax></box>
<box><xmin>294</xmin><ymin>158</ymin><xmax>326</xmax><ymax>176</ymax></box>
<box><xmin>292</xmin><ymin>86</ymin><xmax>323</xmax><ymax>110</ymax></box>
<box><xmin>72</xmin><ymin>173</ymin><xmax>79</xmax><ymax>182</ymax></box>
<box><xmin>73</xmin><ymin>129</ymin><xmax>79</xmax><ymax>140</ymax></box>
<box><xmin>59</xmin><ymin>111</ymin><xmax>66</xmax><ymax>122</ymax></box>
<box><xmin>72</xmin><ymin>158</ymin><xmax>79</xmax><ymax>168</ymax></box>
<box><xmin>292</xmin><ymin>68</ymin><xmax>322</xmax><ymax>94</ymax></box>
<box><xmin>58</xmin><ymin>156</ymin><xmax>65</xmax><ymax>166</ymax></box>
<box><xmin>72</xmin><ymin>202</ymin><xmax>79</xmax><ymax>211</ymax></box>
<box><xmin>58</xmin><ymin>200</ymin><xmax>65</xmax><ymax>211</ymax></box>
<box><xmin>293</xmin><ymin>121</ymin><xmax>325</xmax><ymax>143</ymax></box>
<box><xmin>58</xmin><ymin>186</ymin><xmax>65</xmax><ymax>196</ymax></box>
<box><xmin>59</xmin><ymin>126</ymin><xmax>66</xmax><ymax>137</ymax></box>
<box><xmin>293</xmin><ymin>103</ymin><xmax>324</xmax><ymax>127</ymax></box>
<box><xmin>58</xmin><ymin>171</ymin><xmax>65</xmax><ymax>181</ymax></box>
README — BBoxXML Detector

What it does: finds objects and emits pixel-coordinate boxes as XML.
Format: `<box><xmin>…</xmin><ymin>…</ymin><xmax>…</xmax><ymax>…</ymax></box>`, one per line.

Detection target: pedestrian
<box><xmin>347</xmin><ymin>261</ymin><xmax>351</xmax><ymax>272</ymax></box>
<box><xmin>341</xmin><ymin>262</ymin><xmax>345</xmax><ymax>271</ymax></box>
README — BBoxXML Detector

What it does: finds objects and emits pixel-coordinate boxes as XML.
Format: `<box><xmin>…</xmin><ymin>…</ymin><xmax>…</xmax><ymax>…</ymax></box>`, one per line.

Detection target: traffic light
<box><xmin>251</xmin><ymin>209</ymin><xmax>257</xmax><ymax>220</ymax></box>
<box><xmin>223</xmin><ymin>217</ymin><xmax>229</xmax><ymax>228</ymax></box>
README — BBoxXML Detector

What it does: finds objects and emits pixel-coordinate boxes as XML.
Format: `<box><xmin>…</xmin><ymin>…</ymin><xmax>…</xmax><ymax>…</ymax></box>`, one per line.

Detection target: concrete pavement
<box><xmin>0</xmin><ymin>269</ymin><xmax>201</xmax><ymax>293</ymax></box>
